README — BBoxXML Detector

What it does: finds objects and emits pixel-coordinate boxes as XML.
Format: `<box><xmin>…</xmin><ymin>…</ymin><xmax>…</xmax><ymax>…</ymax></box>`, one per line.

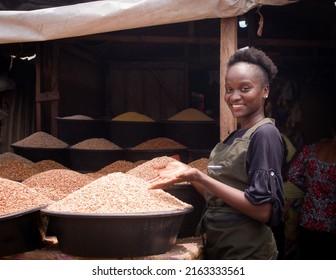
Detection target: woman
<box><xmin>287</xmin><ymin>124</ymin><xmax>336</xmax><ymax>260</ymax></box>
<box><xmin>148</xmin><ymin>47</ymin><xmax>285</xmax><ymax>260</ymax></box>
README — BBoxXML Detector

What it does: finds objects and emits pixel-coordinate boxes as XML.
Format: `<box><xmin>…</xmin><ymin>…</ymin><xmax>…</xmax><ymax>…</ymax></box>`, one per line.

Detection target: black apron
<box><xmin>200</xmin><ymin>118</ymin><xmax>278</xmax><ymax>260</ymax></box>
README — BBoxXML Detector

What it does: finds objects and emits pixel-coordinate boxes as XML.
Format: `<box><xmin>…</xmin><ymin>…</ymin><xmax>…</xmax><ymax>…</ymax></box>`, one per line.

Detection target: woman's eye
<box><xmin>225</xmin><ymin>88</ymin><xmax>232</xmax><ymax>94</ymax></box>
<box><xmin>241</xmin><ymin>87</ymin><xmax>249</xmax><ymax>92</ymax></box>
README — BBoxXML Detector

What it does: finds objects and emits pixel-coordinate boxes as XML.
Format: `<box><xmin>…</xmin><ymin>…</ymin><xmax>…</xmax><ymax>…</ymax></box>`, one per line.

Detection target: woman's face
<box><xmin>224</xmin><ymin>62</ymin><xmax>269</xmax><ymax>125</ymax></box>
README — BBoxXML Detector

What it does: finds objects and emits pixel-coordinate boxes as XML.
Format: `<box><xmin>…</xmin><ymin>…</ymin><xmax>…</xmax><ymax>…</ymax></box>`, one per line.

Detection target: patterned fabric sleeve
<box><xmin>287</xmin><ymin>145</ymin><xmax>313</xmax><ymax>192</ymax></box>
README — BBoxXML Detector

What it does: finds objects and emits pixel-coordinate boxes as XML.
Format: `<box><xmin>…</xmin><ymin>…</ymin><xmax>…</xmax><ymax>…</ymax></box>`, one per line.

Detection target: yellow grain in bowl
<box><xmin>112</xmin><ymin>112</ymin><xmax>155</xmax><ymax>122</ymax></box>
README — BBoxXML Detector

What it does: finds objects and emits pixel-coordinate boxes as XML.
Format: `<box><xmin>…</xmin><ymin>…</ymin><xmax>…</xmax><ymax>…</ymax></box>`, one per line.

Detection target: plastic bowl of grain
<box><xmin>11</xmin><ymin>131</ymin><xmax>70</xmax><ymax>167</ymax></box>
<box><xmin>107</xmin><ymin>112</ymin><xmax>163</xmax><ymax>148</ymax></box>
<box><xmin>0</xmin><ymin>207</ymin><xmax>45</xmax><ymax>257</ymax></box>
<box><xmin>162</xmin><ymin>108</ymin><xmax>219</xmax><ymax>149</ymax></box>
<box><xmin>126</xmin><ymin>137</ymin><xmax>189</xmax><ymax>163</ymax></box>
<box><xmin>41</xmin><ymin>172</ymin><xmax>193</xmax><ymax>258</ymax></box>
<box><xmin>56</xmin><ymin>116</ymin><xmax>109</xmax><ymax>145</ymax></box>
<box><xmin>42</xmin><ymin>209</ymin><xmax>192</xmax><ymax>258</ymax></box>
<box><xmin>68</xmin><ymin>138</ymin><xmax>126</xmax><ymax>172</ymax></box>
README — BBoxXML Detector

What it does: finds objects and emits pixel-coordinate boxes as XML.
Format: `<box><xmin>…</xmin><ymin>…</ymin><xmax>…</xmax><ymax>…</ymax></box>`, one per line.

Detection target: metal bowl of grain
<box><xmin>42</xmin><ymin>208</ymin><xmax>192</xmax><ymax>258</ymax></box>
<box><xmin>0</xmin><ymin>207</ymin><xmax>44</xmax><ymax>257</ymax></box>
<box><xmin>40</xmin><ymin>172</ymin><xmax>193</xmax><ymax>258</ymax></box>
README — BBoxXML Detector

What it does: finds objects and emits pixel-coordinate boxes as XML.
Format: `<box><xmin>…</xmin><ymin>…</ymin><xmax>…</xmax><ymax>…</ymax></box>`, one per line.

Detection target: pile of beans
<box><xmin>23</xmin><ymin>169</ymin><xmax>94</xmax><ymax>201</ymax></box>
<box><xmin>126</xmin><ymin>156</ymin><xmax>177</xmax><ymax>181</ymax></box>
<box><xmin>168</xmin><ymin>108</ymin><xmax>214</xmax><ymax>121</ymax></box>
<box><xmin>132</xmin><ymin>137</ymin><xmax>186</xmax><ymax>150</ymax></box>
<box><xmin>12</xmin><ymin>131</ymin><xmax>68</xmax><ymax>148</ymax></box>
<box><xmin>112</xmin><ymin>112</ymin><xmax>155</xmax><ymax>122</ymax></box>
<box><xmin>0</xmin><ymin>152</ymin><xmax>33</xmax><ymax>164</ymax></box>
<box><xmin>71</xmin><ymin>138</ymin><xmax>122</xmax><ymax>150</ymax></box>
<box><xmin>98</xmin><ymin>160</ymin><xmax>134</xmax><ymax>174</ymax></box>
<box><xmin>0</xmin><ymin>178</ymin><xmax>51</xmax><ymax>216</ymax></box>
<box><xmin>188</xmin><ymin>158</ymin><xmax>209</xmax><ymax>174</ymax></box>
<box><xmin>34</xmin><ymin>160</ymin><xmax>68</xmax><ymax>172</ymax></box>
<box><xmin>0</xmin><ymin>160</ymin><xmax>41</xmax><ymax>181</ymax></box>
<box><xmin>62</xmin><ymin>115</ymin><xmax>93</xmax><ymax>120</ymax></box>
<box><xmin>45</xmin><ymin>172</ymin><xmax>191</xmax><ymax>214</ymax></box>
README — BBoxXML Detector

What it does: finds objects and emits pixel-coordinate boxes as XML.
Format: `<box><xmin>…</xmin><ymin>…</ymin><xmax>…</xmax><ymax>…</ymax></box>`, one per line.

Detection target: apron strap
<box><xmin>241</xmin><ymin>118</ymin><xmax>275</xmax><ymax>140</ymax></box>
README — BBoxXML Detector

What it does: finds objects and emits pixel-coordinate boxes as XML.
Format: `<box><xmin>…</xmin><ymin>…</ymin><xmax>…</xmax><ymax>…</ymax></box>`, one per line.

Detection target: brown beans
<box><xmin>126</xmin><ymin>156</ymin><xmax>177</xmax><ymax>181</ymax></box>
<box><xmin>0</xmin><ymin>178</ymin><xmax>51</xmax><ymax>216</ymax></box>
<box><xmin>23</xmin><ymin>169</ymin><xmax>94</xmax><ymax>201</ymax></box>
<box><xmin>71</xmin><ymin>138</ymin><xmax>122</xmax><ymax>150</ymax></box>
<box><xmin>188</xmin><ymin>158</ymin><xmax>209</xmax><ymax>174</ymax></box>
<box><xmin>0</xmin><ymin>152</ymin><xmax>33</xmax><ymax>164</ymax></box>
<box><xmin>34</xmin><ymin>160</ymin><xmax>68</xmax><ymax>172</ymax></box>
<box><xmin>98</xmin><ymin>160</ymin><xmax>134</xmax><ymax>174</ymax></box>
<box><xmin>131</xmin><ymin>137</ymin><xmax>186</xmax><ymax>150</ymax></box>
<box><xmin>0</xmin><ymin>160</ymin><xmax>41</xmax><ymax>181</ymax></box>
<box><xmin>12</xmin><ymin>131</ymin><xmax>68</xmax><ymax>148</ymax></box>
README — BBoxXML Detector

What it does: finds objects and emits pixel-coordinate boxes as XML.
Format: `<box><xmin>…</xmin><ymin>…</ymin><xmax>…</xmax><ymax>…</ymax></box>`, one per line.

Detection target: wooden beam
<box><xmin>68</xmin><ymin>33</ymin><xmax>336</xmax><ymax>48</ymax></box>
<box><xmin>35</xmin><ymin>44</ymin><xmax>42</xmax><ymax>131</ymax></box>
<box><xmin>219</xmin><ymin>17</ymin><xmax>238</xmax><ymax>141</ymax></box>
<box><xmin>35</xmin><ymin>91</ymin><xmax>59</xmax><ymax>102</ymax></box>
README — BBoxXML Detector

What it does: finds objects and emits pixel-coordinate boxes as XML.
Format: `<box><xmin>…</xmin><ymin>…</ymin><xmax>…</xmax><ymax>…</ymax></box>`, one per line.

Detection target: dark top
<box><xmin>224</xmin><ymin>123</ymin><xmax>285</xmax><ymax>226</ymax></box>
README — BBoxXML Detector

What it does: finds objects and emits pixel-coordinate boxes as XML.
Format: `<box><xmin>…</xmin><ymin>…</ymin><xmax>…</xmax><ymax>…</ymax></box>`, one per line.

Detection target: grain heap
<box><xmin>188</xmin><ymin>158</ymin><xmax>209</xmax><ymax>174</ymax></box>
<box><xmin>45</xmin><ymin>172</ymin><xmax>191</xmax><ymax>214</ymax></box>
<box><xmin>62</xmin><ymin>115</ymin><xmax>93</xmax><ymax>120</ymax></box>
<box><xmin>0</xmin><ymin>160</ymin><xmax>41</xmax><ymax>181</ymax></box>
<box><xmin>112</xmin><ymin>111</ymin><xmax>155</xmax><ymax>122</ymax></box>
<box><xmin>71</xmin><ymin>138</ymin><xmax>122</xmax><ymax>150</ymax></box>
<box><xmin>168</xmin><ymin>108</ymin><xmax>214</xmax><ymax>121</ymax></box>
<box><xmin>0</xmin><ymin>178</ymin><xmax>51</xmax><ymax>216</ymax></box>
<box><xmin>12</xmin><ymin>131</ymin><xmax>68</xmax><ymax>148</ymax></box>
<box><xmin>0</xmin><ymin>152</ymin><xmax>33</xmax><ymax>164</ymax></box>
<box><xmin>98</xmin><ymin>160</ymin><xmax>134</xmax><ymax>175</ymax></box>
<box><xmin>131</xmin><ymin>137</ymin><xmax>186</xmax><ymax>150</ymax></box>
<box><xmin>34</xmin><ymin>160</ymin><xmax>68</xmax><ymax>172</ymax></box>
<box><xmin>126</xmin><ymin>156</ymin><xmax>177</xmax><ymax>181</ymax></box>
<box><xmin>23</xmin><ymin>169</ymin><xmax>94</xmax><ymax>201</ymax></box>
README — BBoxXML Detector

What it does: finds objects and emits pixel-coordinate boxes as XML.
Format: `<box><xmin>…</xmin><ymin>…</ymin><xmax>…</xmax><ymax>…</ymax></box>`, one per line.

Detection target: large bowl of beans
<box><xmin>11</xmin><ymin>131</ymin><xmax>70</xmax><ymax>167</ymax></box>
<box><xmin>41</xmin><ymin>172</ymin><xmax>193</xmax><ymax>258</ymax></box>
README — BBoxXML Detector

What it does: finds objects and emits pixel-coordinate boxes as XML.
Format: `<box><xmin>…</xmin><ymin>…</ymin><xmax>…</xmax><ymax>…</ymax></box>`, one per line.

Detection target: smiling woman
<box><xmin>148</xmin><ymin>47</ymin><xmax>285</xmax><ymax>260</ymax></box>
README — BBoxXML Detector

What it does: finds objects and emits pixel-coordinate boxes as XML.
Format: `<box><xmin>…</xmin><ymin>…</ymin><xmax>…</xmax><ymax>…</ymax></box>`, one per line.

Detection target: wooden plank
<box><xmin>35</xmin><ymin>44</ymin><xmax>42</xmax><ymax>131</ymax></box>
<box><xmin>74</xmin><ymin>34</ymin><xmax>336</xmax><ymax>48</ymax></box>
<box><xmin>219</xmin><ymin>17</ymin><xmax>238</xmax><ymax>141</ymax></box>
<box><xmin>35</xmin><ymin>91</ymin><xmax>59</xmax><ymax>102</ymax></box>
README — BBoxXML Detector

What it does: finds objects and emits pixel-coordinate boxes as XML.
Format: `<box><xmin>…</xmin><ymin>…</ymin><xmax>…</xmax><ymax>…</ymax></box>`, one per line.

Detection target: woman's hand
<box><xmin>147</xmin><ymin>161</ymin><xmax>196</xmax><ymax>189</ymax></box>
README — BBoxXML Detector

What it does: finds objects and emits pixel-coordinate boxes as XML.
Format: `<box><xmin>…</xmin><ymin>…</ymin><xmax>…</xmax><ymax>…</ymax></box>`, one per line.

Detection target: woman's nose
<box><xmin>229</xmin><ymin>90</ymin><xmax>241</xmax><ymax>101</ymax></box>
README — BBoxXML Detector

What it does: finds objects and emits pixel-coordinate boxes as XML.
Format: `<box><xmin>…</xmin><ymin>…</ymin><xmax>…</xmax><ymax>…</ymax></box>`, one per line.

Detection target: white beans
<box><xmin>45</xmin><ymin>172</ymin><xmax>191</xmax><ymax>214</ymax></box>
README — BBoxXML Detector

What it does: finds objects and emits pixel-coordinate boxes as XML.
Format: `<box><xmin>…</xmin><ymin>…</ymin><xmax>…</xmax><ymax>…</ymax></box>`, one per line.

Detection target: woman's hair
<box><xmin>227</xmin><ymin>47</ymin><xmax>278</xmax><ymax>84</ymax></box>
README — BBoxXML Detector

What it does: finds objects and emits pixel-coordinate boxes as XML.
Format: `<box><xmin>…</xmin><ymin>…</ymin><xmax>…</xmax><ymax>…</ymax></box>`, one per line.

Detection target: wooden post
<box><xmin>35</xmin><ymin>44</ymin><xmax>42</xmax><ymax>131</ymax></box>
<box><xmin>219</xmin><ymin>17</ymin><xmax>238</xmax><ymax>141</ymax></box>
<box><xmin>35</xmin><ymin>42</ymin><xmax>59</xmax><ymax>135</ymax></box>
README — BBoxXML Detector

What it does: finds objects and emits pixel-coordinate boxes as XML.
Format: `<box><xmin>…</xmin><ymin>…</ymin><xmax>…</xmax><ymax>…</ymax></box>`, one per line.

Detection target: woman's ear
<box><xmin>263</xmin><ymin>85</ymin><xmax>270</xmax><ymax>99</ymax></box>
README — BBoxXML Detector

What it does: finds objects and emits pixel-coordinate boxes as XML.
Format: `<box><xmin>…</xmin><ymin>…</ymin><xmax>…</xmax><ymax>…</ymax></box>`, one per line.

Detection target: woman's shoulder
<box><xmin>252</xmin><ymin>122</ymin><xmax>281</xmax><ymax>139</ymax></box>
<box><xmin>314</xmin><ymin>139</ymin><xmax>336</xmax><ymax>164</ymax></box>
